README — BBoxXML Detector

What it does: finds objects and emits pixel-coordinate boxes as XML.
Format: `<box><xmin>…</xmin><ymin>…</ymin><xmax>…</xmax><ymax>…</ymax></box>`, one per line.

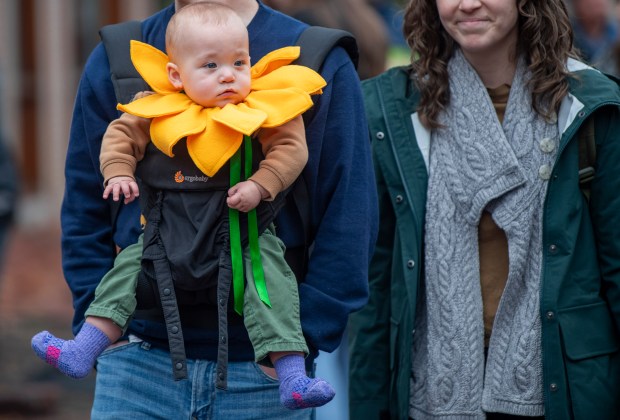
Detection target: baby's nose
<box><xmin>219</xmin><ymin>68</ymin><xmax>235</xmax><ymax>82</ymax></box>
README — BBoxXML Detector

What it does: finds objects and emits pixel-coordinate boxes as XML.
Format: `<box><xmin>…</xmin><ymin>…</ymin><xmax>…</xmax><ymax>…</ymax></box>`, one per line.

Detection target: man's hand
<box><xmin>103</xmin><ymin>176</ymin><xmax>140</xmax><ymax>204</ymax></box>
<box><xmin>226</xmin><ymin>180</ymin><xmax>267</xmax><ymax>212</ymax></box>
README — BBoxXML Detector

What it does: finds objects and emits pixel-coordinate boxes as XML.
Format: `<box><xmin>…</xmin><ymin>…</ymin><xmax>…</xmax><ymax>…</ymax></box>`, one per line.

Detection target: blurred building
<box><xmin>0</xmin><ymin>0</ymin><xmax>171</xmax><ymax>230</ymax></box>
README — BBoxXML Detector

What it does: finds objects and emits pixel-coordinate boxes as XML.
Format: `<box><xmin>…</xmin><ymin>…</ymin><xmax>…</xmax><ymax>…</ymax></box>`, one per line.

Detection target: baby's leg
<box><xmin>272</xmin><ymin>351</ymin><xmax>335</xmax><ymax>410</ymax></box>
<box><xmin>243</xmin><ymin>228</ymin><xmax>335</xmax><ymax>409</ymax></box>
<box><xmin>31</xmin><ymin>316</ymin><xmax>120</xmax><ymax>379</ymax></box>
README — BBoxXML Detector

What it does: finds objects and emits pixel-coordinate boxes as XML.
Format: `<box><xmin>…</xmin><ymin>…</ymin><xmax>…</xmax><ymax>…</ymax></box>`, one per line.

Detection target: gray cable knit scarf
<box><xmin>410</xmin><ymin>49</ymin><xmax>558</xmax><ymax>419</ymax></box>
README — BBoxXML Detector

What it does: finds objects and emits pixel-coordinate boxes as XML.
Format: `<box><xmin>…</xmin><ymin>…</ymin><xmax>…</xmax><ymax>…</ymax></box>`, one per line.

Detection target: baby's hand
<box><xmin>103</xmin><ymin>176</ymin><xmax>140</xmax><ymax>204</ymax></box>
<box><xmin>227</xmin><ymin>180</ymin><xmax>266</xmax><ymax>212</ymax></box>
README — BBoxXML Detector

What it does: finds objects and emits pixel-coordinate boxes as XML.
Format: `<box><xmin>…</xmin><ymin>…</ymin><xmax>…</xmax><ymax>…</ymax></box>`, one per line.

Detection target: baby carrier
<box><xmin>100</xmin><ymin>20</ymin><xmax>359</xmax><ymax>386</ymax></box>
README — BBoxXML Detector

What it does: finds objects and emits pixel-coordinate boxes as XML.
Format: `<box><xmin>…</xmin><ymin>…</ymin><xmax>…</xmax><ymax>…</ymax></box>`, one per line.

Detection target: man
<box><xmin>571</xmin><ymin>0</ymin><xmax>618</xmax><ymax>67</ymax></box>
<box><xmin>62</xmin><ymin>0</ymin><xmax>377</xmax><ymax>418</ymax></box>
<box><xmin>0</xmin><ymin>76</ymin><xmax>17</xmax><ymax>271</ymax></box>
<box><xmin>0</xmin><ymin>133</ymin><xmax>16</xmax><ymax>269</ymax></box>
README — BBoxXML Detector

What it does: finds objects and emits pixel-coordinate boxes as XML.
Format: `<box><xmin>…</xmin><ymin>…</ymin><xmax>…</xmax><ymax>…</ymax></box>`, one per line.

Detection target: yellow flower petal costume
<box><xmin>117</xmin><ymin>40</ymin><xmax>327</xmax><ymax>177</ymax></box>
<box><xmin>118</xmin><ymin>41</ymin><xmax>327</xmax><ymax>315</ymax></box>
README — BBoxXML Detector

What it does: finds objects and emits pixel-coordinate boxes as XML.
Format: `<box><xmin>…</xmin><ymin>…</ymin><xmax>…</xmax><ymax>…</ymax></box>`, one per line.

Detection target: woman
<box><xmin>349</xmin><ymin>0</ymin><xmax>620</xmax><ymax>419</ymax></box>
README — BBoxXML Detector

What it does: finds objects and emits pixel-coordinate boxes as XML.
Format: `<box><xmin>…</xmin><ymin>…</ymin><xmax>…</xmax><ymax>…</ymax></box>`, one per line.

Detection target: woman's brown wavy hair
<box><xmin>403</xmin><ymin>0</ymin><xmax>577</xmax><ymax>128</ymax></box>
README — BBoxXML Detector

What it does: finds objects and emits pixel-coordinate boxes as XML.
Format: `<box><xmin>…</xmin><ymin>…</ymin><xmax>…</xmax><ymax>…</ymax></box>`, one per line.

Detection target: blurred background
<box><xmin>0</xmin><ymin>0</ymin><xmax>617</xmax><ymax>418</ymax></box>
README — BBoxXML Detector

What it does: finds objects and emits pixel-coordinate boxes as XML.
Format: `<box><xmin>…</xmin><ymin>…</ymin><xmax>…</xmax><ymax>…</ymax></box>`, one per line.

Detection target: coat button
<box><xmin>171</xmin><ymin>326</ymin><xmax>179</xmax><ymax>333</ymax></box>
<box><xmin>545</xmin><ymin>311</ymin><xmax>555</xmax><ymax>320</ymax></box>
<box><xmin>407</xmin><ymin>260</ymin><xmax>415</xmax><ymax>269</ymax></box>
<box><xmin>376</xmin><ymin>131</ymin><xmax>385</xmax><ymax>140</ymax></box>
<box><xmin>395</xmin><ymin>195</ymin><xmax>403</xmax><ymax>203</ymax></box>
<box><xmin>538</xmin><ymin>164</ymin><xmax>552</xmax><ymax>180</ymax></box>
<box><xmin>549</xmin><ymin>244</ymin><xmax>558</xmax><ymax>254</ymax></box>
<box><xmin>539</xmin><ymin>137</ymin><xmax>555</xmax><ymax>153</ymax></box>
<box><xmin>163</xmin><ymin>288</ymin><xmax>171</xmax><ymax>296</ymax></box>
<box><xmin>175</xmin><ymin>362</ymin><xmax>184</xmax><ymax>370</ymax></box>
<box><xmin>550</xmin><ymin>383</ymin><xmax>558</xmax><ymax>392</ymax></box>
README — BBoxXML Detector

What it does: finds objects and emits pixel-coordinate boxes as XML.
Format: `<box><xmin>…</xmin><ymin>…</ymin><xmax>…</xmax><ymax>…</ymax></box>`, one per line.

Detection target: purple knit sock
<box><xmin>273</xmin><ymin>354</ymin><xmax>335</xmax><ymax>409</ymax></box>
<box><xmin>31</xmin><ymin>323</ymin><xmax>111</xmax><ymax>379</ymax></box>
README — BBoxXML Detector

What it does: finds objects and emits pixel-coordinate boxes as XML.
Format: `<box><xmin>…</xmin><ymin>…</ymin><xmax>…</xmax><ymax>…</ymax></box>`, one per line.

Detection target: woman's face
<box><xmin>437</xmin><ymin>0</ymin><xmax>519</xmax><ymax>61</ymax></box>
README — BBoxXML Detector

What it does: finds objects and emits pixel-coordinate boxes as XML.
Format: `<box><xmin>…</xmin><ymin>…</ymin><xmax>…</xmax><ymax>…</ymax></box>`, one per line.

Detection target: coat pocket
<box><xmin>558</xmin><ymin>301</ymin><xmax>620</xmax><ymax>419</ymax></box>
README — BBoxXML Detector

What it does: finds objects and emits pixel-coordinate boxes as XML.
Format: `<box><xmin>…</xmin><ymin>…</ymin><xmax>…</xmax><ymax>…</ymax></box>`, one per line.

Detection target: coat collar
<box><xmin>561</xmin><ymin>59</ymin><xmax>620</xmax><ymax>137</ymax></box>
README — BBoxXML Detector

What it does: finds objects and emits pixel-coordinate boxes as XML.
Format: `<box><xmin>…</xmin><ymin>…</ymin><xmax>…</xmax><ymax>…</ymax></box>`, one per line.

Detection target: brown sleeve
<box><xmin>99</xmin><ymin>112</ymin><xmax>151</xmax><ymax>186</ymax></box>
<box><xmin>249</xmin><ymin>115</ymin><xmax>308</xmax><ymax>201</ymax></box>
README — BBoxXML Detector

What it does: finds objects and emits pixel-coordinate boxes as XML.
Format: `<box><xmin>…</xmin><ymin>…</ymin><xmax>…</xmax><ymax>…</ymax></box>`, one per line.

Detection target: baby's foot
<box><xmin>280</xmin><ymin>375</ymin><xmax>335</xmax><ymax>409</ymax></box>
<box><xmin>31</xmin><ymin>323</ymin><xmax>110</xmax><ymax>379</ymax></box>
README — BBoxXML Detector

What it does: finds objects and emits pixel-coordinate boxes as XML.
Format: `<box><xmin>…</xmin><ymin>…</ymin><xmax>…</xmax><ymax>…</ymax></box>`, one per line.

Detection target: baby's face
<box><xmin>168</xmin><ymin>21</ymin><xmax>251</xmax><ymax>108</ymax></box>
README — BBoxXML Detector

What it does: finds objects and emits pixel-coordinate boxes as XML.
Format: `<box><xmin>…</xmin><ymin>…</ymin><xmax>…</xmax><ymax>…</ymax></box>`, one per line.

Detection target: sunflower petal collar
<box><xmin>118</xmin><ymin>40</ymin><xmax>326</xmax><ymax>176</ymax></box>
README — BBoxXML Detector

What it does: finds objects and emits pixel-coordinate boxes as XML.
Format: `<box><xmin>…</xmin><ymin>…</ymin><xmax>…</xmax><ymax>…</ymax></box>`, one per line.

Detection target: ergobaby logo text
<box><xmin>174</xmin><ymin>171</ymin><xmax>209</xmax><ymax>183</ymax></box>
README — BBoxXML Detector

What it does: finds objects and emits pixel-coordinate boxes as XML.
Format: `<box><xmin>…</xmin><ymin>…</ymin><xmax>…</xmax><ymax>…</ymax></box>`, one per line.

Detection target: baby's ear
<box><xmin>166</xmin><ymin>62</ymin><xmax>183</xmax><ymax>90</ymax></box>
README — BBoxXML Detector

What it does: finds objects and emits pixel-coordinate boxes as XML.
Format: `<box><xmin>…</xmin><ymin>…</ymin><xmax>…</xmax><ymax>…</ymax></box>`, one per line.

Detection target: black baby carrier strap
<box><xmin>100</xmin><ymin>21</ymin><xmax>359</xmax><ymax>386</ymax></box>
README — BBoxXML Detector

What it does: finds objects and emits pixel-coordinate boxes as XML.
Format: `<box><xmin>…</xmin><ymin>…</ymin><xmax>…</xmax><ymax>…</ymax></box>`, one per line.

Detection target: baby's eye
<box><xmin>234</xmin><ymin>60</ymin><xmax>245</xmax><ymax>67</ymax></box>
<box><xmin>205</xmin><ymin>62</ymin><xmax>217</xmax><ymax>69</ymax></box>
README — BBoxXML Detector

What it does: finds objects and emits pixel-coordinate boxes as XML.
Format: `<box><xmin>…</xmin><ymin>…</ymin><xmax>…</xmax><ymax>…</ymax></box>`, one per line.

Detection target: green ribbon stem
<box><xmin>229</xmin><ymin>135</ymin><xmax>271</xmax><ymax>315</ymax></box>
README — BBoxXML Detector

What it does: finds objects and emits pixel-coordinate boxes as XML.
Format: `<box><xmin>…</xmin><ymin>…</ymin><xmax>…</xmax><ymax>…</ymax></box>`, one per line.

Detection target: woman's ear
<box><xmin>167</xmin><ymin>62</ymin><xmax>183</xmax><ymax>90</ymax></box>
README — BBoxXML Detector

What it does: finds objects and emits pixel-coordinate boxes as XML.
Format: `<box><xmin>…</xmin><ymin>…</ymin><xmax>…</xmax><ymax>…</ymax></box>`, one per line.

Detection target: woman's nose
<box><xmin>459</xmin><ymin>0</ymin><xmax>482</xmax><ymax>12</ymax></box>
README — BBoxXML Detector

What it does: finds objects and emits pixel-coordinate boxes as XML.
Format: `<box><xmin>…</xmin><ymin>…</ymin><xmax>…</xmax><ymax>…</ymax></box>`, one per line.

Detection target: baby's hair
<box><xmin>166</xmin><ymin>2</ymin><xmax>245</xmax><ymax>61</ymax></box>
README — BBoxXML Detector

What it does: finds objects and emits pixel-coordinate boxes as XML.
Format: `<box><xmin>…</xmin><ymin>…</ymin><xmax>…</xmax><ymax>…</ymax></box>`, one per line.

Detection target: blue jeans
<box><xmin>92</xmin><ymin>340</ymin><xmax>315</xmax><ymax>419</ymax></box>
